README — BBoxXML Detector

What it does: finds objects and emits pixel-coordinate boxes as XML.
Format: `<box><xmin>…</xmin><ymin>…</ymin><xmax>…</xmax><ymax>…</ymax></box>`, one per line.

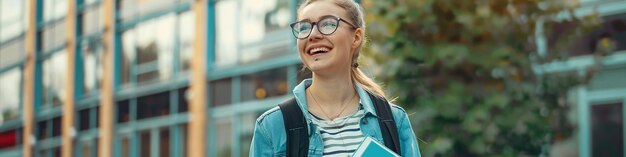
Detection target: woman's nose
<box><xmin>308</xmin><ymin>25</ymin><xmax>324</xmax><ymax>41</ymax></box>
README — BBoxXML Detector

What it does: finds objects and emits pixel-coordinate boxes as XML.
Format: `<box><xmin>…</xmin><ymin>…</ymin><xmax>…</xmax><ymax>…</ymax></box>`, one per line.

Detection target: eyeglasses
<box><xmin>290</xmin><ymin>15</ymin><xmax>359</xmax><ymax>39</ymax></box>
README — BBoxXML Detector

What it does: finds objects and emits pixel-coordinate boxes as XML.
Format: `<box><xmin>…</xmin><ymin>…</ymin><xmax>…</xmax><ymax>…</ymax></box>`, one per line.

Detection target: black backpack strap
<box><xmin>278</xmin><ymin>98</ymin><xmax>309</xmax><ymax>157</ymax></box>
<box><xmin>368</xmin><ymin>92</ymin><xmax>402</xmax><ymax>155</ymax></box>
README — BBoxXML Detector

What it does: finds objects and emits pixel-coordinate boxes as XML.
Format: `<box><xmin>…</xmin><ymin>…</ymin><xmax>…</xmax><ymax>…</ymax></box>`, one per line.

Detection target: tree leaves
<box><xmin>363</xmin><ymin>0</ymin><xmax>598</xmax><ymax>156</ymax></box>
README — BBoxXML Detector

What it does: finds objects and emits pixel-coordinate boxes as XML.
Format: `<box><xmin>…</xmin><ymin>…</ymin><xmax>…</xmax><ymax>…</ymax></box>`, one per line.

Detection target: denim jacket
<box><xmin>249</xmin><ymin>79</ymin><xmax>422</xmax><ymax>157</ymax></box>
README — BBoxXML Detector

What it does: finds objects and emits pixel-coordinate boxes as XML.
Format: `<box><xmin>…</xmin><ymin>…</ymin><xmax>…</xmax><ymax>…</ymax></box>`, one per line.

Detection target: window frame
<box><xmin>116</xmin><ymin>4</ymin><xmax>193</xmax><ymax>89</ymax></box>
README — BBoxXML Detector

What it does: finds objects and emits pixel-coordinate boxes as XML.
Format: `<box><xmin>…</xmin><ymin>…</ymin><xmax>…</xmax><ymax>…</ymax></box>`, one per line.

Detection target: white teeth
<box><xmin>309</xmin><ymin>47</ymin><xmax>330</xmax><ymax>54</ymax></box>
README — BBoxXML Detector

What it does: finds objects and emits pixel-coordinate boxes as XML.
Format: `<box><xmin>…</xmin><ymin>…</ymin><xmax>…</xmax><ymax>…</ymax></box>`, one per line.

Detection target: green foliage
<box><xmin>363</xmin><ymin>0</ymin><xmax>600</xmax><ymax>156</ymax></box>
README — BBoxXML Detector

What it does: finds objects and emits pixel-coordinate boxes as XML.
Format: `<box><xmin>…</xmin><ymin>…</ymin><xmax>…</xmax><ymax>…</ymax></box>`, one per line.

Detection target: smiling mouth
<box><xmin>308</xmin><ymin>47</ymin><xmax>331</xmax><ymax>56</ymax></box>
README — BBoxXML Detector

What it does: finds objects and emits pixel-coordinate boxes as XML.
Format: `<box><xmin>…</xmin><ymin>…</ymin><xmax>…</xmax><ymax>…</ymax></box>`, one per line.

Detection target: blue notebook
<box><xmin>352</xmin><ymin>136</ymin><xmax>401</xmax><ymax>157</ymax></box>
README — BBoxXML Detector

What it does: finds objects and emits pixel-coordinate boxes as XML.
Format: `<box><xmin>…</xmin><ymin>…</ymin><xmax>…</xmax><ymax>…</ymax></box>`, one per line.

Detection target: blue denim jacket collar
<box><xmin>292</xmin><ymin>79</ymin><xmax>379</xmax><ymax>136</ymax></box>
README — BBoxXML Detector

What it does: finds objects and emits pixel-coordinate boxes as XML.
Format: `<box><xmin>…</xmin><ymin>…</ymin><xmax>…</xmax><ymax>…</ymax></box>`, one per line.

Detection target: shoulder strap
<box><xmin>278</xmin><ymin>98</ymin><xmax>308</xmax><ymax>157</ymax></box>
<box><xmin>368</xmin><ymin>92</ymin><xmax>402</xmax><ymax>155</ymax></box>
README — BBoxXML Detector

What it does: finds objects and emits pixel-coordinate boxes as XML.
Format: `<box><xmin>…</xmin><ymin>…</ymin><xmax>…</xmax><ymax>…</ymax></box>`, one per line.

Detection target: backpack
<box><xmin>278</xmin><ymin>91</ymin><xmax>401</xmax><ymax>157</ymax></box>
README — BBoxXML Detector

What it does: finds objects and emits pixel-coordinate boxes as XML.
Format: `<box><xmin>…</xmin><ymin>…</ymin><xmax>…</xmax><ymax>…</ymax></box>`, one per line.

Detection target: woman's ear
<box><xmin>352</xmin><ymin>28</ymin><xmax>363</xmax><ymax>49</ymax></box>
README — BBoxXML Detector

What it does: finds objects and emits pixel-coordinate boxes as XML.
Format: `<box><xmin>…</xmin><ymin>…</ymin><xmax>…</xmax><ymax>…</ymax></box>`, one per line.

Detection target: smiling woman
<box><xmin>249</xmin><ymin>0</ymin><xmax>422</xmax><ymax>157</ymax></box>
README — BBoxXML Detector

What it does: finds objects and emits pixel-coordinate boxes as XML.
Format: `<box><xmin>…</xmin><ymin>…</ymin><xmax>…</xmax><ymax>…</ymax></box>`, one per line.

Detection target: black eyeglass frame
<box><xmin>289</xmin><ymin>15</ymin><xmax>359</xmax><ymax>39</ymax></box>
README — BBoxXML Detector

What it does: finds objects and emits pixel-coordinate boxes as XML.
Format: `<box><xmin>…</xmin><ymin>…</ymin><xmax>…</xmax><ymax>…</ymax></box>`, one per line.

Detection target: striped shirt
<box><xmin>309</xmin><ymin>105</ymin><xmax>366</xmax><ymax>157</ymax></box>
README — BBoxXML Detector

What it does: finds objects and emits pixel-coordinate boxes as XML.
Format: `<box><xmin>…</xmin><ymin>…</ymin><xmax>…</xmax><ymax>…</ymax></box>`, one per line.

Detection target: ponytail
<box><xmin>351</xmin><ymin>67</ymin><xmax>386</xmax><ymax>99</ymax></box>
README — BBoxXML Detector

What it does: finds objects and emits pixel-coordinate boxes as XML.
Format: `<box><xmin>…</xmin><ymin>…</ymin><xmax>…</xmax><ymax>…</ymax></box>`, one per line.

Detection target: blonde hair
<box><xmin>297</xmin><ymin>0</ymin><xmax>387</xmax><ymax>99</ymax></box>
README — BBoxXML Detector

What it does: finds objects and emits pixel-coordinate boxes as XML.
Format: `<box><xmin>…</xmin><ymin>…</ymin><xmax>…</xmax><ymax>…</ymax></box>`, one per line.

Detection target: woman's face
<box><xmin>296</xmin><ymin>1</ymin><xmax>362</xmax><ymax>74</ymax></box>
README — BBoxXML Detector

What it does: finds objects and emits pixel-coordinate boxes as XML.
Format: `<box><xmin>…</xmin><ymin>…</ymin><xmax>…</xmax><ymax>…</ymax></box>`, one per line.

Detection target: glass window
<box><xmin>140</xmin><ymin>131</ymin><xmax>150</xmax><ymax>157</ymax></box>
<box><xmin>120</xmin><ymin>14</ymin><xmax>175</xmax><ymax>86</ymax></box>
<box><xmin>216</xmin><ymin>117</ymin><xmax>232</xmax><ymax>157</ymax></box>
<box><xmin>137</xmin><ymin>92</ymin><xmax>170</xmax><ymax>120</ymax></box>
<box><xmin>0</xmin><ymin>0</ymin><xmax>28</xmax><ymax>68</ymax></box>
<box><xmin>35</xmin><ymin>124</ymin><xmax>61</xmax><ymax>156</ymax></box>
<box><xmin>117</xmin><ymin>100</ymin><xmax>130</xmax><ymax>123</ymax></box>
<box><xmin>79</xmin><ymin>109</ymin><xmax>90</xmax><ymax>131</ymax></box>
<box><xmin>215</xmin><ymin>0</ymin><xmax>292</xmax><ymax>67</ymax></box>
<box><xmin>116</xmin><ymin>0</ymin><xmax>136</xmax><ymax>20</ymax></box>
<box><xmin>602</xmin><ymin>13</ymin><xmax>626</xmax><ymax>52</ymax></box>
<box><xmin>83</xmin><ymin>0</ymin><xmax>99</xmax><ymax>5</ymax></box>
<box><xmin>0</xmin><ymin>68</ymin><xmax>22</xmax><ymax>123</ymax></box>
<box><xmin>117</xmin><ymin>11</ymin><xmax>192</xmax><ymax>83</ymax></box>
<box><xmin>178</xmin><ymin>11</ymin><xmax>194</xmax><ymax>72</ymax></box>
<box><xmin>135</xmin><ymin>14</ymin><xmax>175</xmax><ymax>84</ymax></box>
<box><xmin>37</xmin><ymin>121</ymin><xmax>48</xmax><ymax>139</ymax></box>
<box><xmin>0</xmin><ymin>38</ymin><xmax>26</xmax><ymax>67</ymax></box>
<box><xmin>82</xmin><ymin>42</ymin><xmax>104</xmax><ymax>96</ymax></box>
<box><xmin>211</xmin><ymin>78</ymin><xmax>232</xmax><ymax>107</ymax></box>
<box><xmin>241</xmin><ymin>67</ymin><xmax>288</xmax><ymax>102</ymax></box>
<box><xmin>0</xmin><ymin>0</ymin><xmax>28</xmax><ymax>42</ymax></box>
<box><xmin>118</xmin><ymin>0</ymin><xmax>179</xmax><ymax>21</ymax></box>
<box><xmin>238</xmin><ymin>0</ymin><xmax>291</xmax><ymax>45</ymax></box>
<box><xmin>43</xmin><ymin>0</ymin><xmax>68</xmax><ymax>21</ymax></box>
<box><xmin>121</xmin><ymin>29</ymin><xmax>136</xmax><ymax>86</ymax></box>
<box><xmin>548</xmin><ymin>13</ymin><xmax>626</xmax><ymax>57</ymax></box>
<box><xmin>42</xmin><ymin>51</ymin><xmax>68</xmax><ymax>107</ymax></box>
<box><xmin>52</xmin><ymin>116</ymin><xmax>61</xmax><ymax>137</ymax></box>
<box><xmin>591</xmin><ymin>102</ymin><xmax>624</xmax><ymax>157</ymax></box>
<box><xmin>215</xmin><ymin>0</ymin><xmax>237</xmax><ymax>67</ymax></box>
<box><xmin>77</xmin><ymin>107</ymin><xmax>99</xmax><ymax>132</ymax></box>
<box><xmin>159</xmin><ymin>128</ymin><xmax>170</xmax><ymax>157</ymax></box>
<box><xmin>178</xmin><ymin>87</ymin><xmax>189</xmax><ymax>113</ymax></box>
<box><xmin>81</xmin><ymin>5</ymin><xmax>104</xmax><ymax>35</ymax></box>
<box><xmin>120</xmin><ymin>135</ymin><xmax>130</xmax><ymax>157</ymax></box>
<box><xmin>41</xmin><ymin>20</ymin><xmax>67</xmax><ymax>51</ymax></box>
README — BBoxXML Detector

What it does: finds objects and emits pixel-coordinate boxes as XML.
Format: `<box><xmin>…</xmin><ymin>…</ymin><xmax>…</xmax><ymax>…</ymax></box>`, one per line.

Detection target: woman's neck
<box><xmin>308</xmin><ymin>72</ymin><xmax>357</xmax><ymax>107</ymax></box>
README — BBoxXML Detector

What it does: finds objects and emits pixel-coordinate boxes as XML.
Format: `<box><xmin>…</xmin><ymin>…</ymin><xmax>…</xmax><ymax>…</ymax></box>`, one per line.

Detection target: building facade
<box><xmin>535</xmin><ymin>0</ymin><xmax>626</xmax><ymax>156</ymax></box>
<box><xmin>0</xmin><ymin>0</ymin><xmax>307</xmax><ymax>156</ymax></box>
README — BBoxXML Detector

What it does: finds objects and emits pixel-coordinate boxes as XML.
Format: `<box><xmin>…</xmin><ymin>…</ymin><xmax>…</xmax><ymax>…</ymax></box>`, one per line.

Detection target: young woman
<box><xmin>249</xmin><ymin>0</ymin><xmax>421</xmax><ymax>156</ymax></box>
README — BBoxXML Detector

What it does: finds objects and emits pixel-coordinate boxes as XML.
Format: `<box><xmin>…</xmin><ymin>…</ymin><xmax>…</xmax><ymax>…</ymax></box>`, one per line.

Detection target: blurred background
<box><xmin>0</xmin><ymin>0</ymin><xmax>624</xmax><ymax>157</ymax></box>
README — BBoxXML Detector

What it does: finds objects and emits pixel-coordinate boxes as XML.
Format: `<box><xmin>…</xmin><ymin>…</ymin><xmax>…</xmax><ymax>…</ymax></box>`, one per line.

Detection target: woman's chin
<box><xmin>311</xmin><ymin>65</ymin><xmax>349</xmax><ymax>76</ymax></box>
<box><xmin>308</xmin><ymin>63</ymin><xmax>332</xmax><ymax>72</ymax></box>
<box><xmin>307</xmin><ymin>65</ymin><xmax>325</xmax><ymax>72</ymax></box>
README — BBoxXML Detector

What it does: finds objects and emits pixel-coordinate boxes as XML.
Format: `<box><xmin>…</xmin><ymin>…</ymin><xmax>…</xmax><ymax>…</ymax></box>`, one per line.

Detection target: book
<box><xmin>352</xmin><ymin>136</ymin><xmax>401</xmax><ymax>157</ymax></box>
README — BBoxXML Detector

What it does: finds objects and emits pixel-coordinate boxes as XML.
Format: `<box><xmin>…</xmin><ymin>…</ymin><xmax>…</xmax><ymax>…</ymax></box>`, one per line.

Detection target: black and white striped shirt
<box><xmin>309</xmin><ymin>105</ymin><xmax>366</xmax><ymax>157</ymax></box>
